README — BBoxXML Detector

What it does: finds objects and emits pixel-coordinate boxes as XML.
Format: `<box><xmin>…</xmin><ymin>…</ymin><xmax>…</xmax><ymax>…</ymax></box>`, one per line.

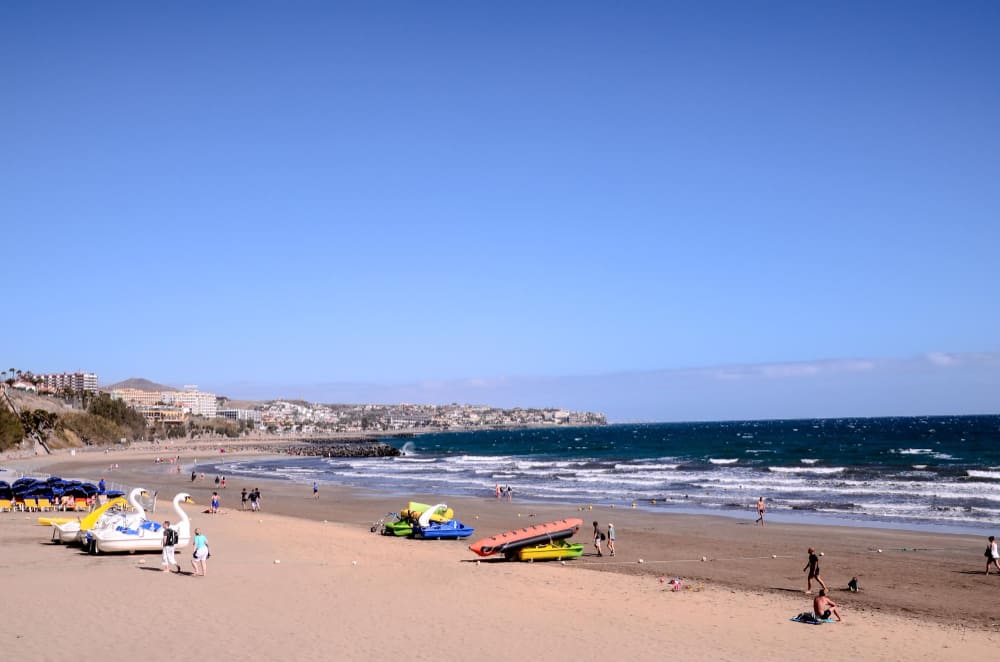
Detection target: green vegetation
<box><xmin>57</xmin><ymin>412</ymin><xmax>132</xmax><ymax>446</ymax></box>
<box><xmin>86</xmin><ymin>393</ymin><xmax>147</xmax><ymax>439</ymax></box>
<box><xmin>0</xmin><ymin>406</ymin><xmax>25</xmax><ymax>451</ymax></box>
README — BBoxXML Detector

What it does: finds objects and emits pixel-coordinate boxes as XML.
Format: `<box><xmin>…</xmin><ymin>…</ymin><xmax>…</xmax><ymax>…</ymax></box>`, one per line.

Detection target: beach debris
<box><xmin>668</xmin><ymin>578</ymin><xmax>684</xmax><ymax>591</ymax></box>
<box><xmin>701</xmin><ymin>556</ymin><xmax>707</xmax><ymax>562</ymax></box>
<box><xmin>517</xmin><ymin>513</ymin><xmax>521</xmax><ymax>517</ymax></box>
<box><xmin>819</xmin><ymin>552</ymin><xmax>825</xmax><ymax>556</ymax></box>
<box><xmin>877</xmin><ymin>549</ymin><xmax>883</xmax><ymax>553</ymax></box>
<box><xmin>651</xmin><ymin>499</ymin><xmax>657</xmax><ymax>505</ymax></box>
<box><xmin>638</xmin><ymin>558</ymin><xmax>644</xmax><ymax>563</ymax></box>
<box><xmin>659</xmin><ymin>576</ymin><xmax>666</xmax><ymax>583</ymax></box>
<box><xmin>274</xmin><ymin>559</ymin><xmax>281</xmax><ymax>564</ymax></box>
<box><xmin>560</xmin><ymin>561</ymin><xmax>566</xmax><ymax>565</ymax></box>
<box><xmin>476</xmin><ymin>560</ymin><xmax>481</xmax><ymax>566</ymax></box>
<box><xmin>772</xmin><ymin>554</ymin><xmax>777</xmax><ymax>558</ymax></box>
<box><xmin>610</xmin><ymin>504</ymin><xmax>615</xmax><ymax>509</ymax></box>
<box><xmin>323</xmin><ymin>520</ymin><xmax>328</xmax><ymax>523</ymax></box>
<box><xmin>474</xmin><ymin>515</ymin><xmax>479</xmax><ymax>519</ymax></box>
<box><xmin>352</xmin><ymin>560</ymin><xmax>358</xmax><ymax>566</ymax></box>
<box><xmin>258</xmin><ymin>519</ymin><xmax>263</xmax><ymax>523</ymax></box>
<box><xmin>588</xmin><ymin>505</ymin><xmax>593</xmax><ymax>510</ymax></box>
<box><xmin>631</xmin><ymin>502</ymin><xmax>636</xmax><ymax>508</ymax></box>
<box><xmin>138</xmin><ymin>559</ymin><xmax>145</xmax><ymax>564</ymax></box>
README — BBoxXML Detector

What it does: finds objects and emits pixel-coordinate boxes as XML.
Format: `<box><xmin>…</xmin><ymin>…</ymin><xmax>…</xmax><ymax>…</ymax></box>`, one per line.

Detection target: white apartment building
<box><xmin>218</xmin><ymin>408</ymin><xmax>262</xmax><ymax>423</ymax></box>
<box><xmin>37</xmin><ymin>372</ymin><xmax>99</xmax><ymax>392</ymax></box>
<box><xmin>162</xmin><ymin>389</ymin><xmax>218</xmax><ymax>418</ymax></box>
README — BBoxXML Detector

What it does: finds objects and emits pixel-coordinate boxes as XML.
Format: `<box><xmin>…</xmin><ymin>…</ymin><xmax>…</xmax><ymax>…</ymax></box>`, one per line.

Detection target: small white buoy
<box><xmin>274</xmin><ymin>559</ymin><xmax>281</xmax><ymax>564</ymax></box>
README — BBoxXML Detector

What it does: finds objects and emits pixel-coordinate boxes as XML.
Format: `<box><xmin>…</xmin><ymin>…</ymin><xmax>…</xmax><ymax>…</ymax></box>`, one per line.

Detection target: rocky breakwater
<box><xmin>285</xmin><ymin>439</ymin><xmax>401</xmax><ymax>458</ymax></box>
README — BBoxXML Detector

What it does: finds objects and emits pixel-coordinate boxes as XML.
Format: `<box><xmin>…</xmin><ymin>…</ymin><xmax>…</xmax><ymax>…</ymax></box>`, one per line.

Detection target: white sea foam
<box><xmin>912</xmin><ymin>465</ymin><xmax>927</xmax><ymax>470</ymax></box>
<box><xmin>709</xmin><ymin>458</ymin><xmax>739</xmax><ymax>465</ymax></box>
<box><xmin>894</xmin><ymin>448</ymin><xmax>933</xmax><ymax>455</ymax></box>
<box><xmin>967</xmin><ymin>470</ymin><xmax>1000</xmax><ymax>480</ymax></box>
<box><xmin>769</xmin><ymin>466</ymin><xmax>845</xmax><ymax>475</ymax></box>
<box><xmin>800</xmin><ymin>459</ymin><xmax>819</xmax><ymax>464</ymax></box>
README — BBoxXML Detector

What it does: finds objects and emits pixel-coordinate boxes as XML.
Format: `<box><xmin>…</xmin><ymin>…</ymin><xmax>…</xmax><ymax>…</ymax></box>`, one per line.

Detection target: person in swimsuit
<box><xmin>240</xmin><ymin>488</ymin><xmax>248</xmax><ymax>511</ymax></box>
<box><xmin>812</xmin><ymin>589</ymin><xmax>842</xmax><ymax>621</ymax></box>
<box><xmin>756</xmin><ymin>496</ymin><xmax>766</xmax><ymax>526</ymax></box>
<box><xmin>804</xmin><ymin>547</ymin><xmax>828</xmax><ymax>593</ymax></box>
<box><xmin>593</xmin><ymin>521</ymin><xmax>603</xmax><ymax>557</ymax></box>
<box><xmin>211</xmin><ymin>492</ymin><xmax>220</xmax><ymax>514</ymax></box>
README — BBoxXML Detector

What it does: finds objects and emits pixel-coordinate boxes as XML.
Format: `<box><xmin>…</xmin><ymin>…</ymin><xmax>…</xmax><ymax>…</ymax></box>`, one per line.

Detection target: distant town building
<box><xmin>162</xmin><ymin>388</ymin><xmax>218</xmax><ymax>418</ymax></box>
<box><xmin>218</xmin><ymin>408</ymin><xmax>262</xmax><ymax>423</ymax></box>
<box><xmin>110</xmin><ymin>388</ymin><xmax>165</xmax><ymax>407</ymax></box>
<box><xmin>37</xmin><ymin>372</ymin><xmax>99</xmax><ymax>392</ymax></box>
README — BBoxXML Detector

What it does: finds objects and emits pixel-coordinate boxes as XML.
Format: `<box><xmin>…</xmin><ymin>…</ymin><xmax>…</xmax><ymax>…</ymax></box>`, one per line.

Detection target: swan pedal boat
<box><xmin>88</xmin><ymin>493</ymin><xmax>193</xmax><ymax>554</ymax></box>
<box><xmin>50</xmin><ymin>495</ymin><xmax>131</xmax><ymax>544</ymax></box>
<box><xmin>516</xmin><ymin>540</ymin><xmax>584</xmax><ymax>561</ymax></box>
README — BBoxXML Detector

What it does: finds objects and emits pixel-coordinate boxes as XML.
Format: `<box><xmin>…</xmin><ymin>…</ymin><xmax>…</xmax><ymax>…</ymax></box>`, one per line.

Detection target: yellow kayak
<box><xmin>400</xmin><ymin>501</ymin><xmax>454</xmax><ymax>523</ymax></box>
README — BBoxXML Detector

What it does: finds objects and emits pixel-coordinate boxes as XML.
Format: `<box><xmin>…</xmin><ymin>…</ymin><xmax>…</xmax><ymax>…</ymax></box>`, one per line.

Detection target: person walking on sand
<box><xmin>211</xmin><ymin>492</ymin><xmax>220</xmax><ymax>514</ymax></box>
<box><xmin>161</xmin><ymin>520</ymin><xmax>180</xmax><ymax>573</ymax></box>
<box><xmin>313</xmin><ymin>482</ymin><xmax>319</xmax><ymax>499</ymax></box>
<box><xmin>804</xmin><ymin>547</ymin><xmax>828</xmax><ymax>593</ymax></box>
<box><xmin>756</xmin><ymin>496</ymin><xmax>766</xmax><ymax>526</ymax></box>
<box><xmin>593</xmin><ymin>521</ymin><xmax>604</xmax><ymax>557</ymax></box>
<box><xmin>191</xmin><ymin>528</ymin><xmax>209</xmax><ymax>576</ymax></box>
<box><xmin>607</xmin><ymin>523</ymin><xmax>616</xmax><ymax>557</ymax></box>
<box><xmin>986</xmin><ymin>535</ymin><xmax>1000</xmax><ymax>575</ymax></box>
<box><xmin>813</xmin><ymin>589</ymin><xmax>842</xmax><ymax>621</ymax></box>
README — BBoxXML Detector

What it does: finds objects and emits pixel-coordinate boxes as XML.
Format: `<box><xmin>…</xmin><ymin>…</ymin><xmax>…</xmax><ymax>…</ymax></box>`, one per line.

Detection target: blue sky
<box><xmin>2</xmin><ymin>2</ymin><xmax>998</xmax><ymax>420</ymax></box>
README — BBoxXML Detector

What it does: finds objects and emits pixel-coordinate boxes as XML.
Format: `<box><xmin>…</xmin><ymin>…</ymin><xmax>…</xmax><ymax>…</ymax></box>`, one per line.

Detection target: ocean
<box><xmin>212</xmin><ymin>415</ymin><xmax>1000</xmax><ymax>533</ymax></box>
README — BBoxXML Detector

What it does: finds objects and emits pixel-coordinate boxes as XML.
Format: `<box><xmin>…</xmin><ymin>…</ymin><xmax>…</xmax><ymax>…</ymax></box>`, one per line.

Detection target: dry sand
<box><xmin>3</xmin><ymin>449</ymin><xmax>999</xmax><ymax>661</ymax></box>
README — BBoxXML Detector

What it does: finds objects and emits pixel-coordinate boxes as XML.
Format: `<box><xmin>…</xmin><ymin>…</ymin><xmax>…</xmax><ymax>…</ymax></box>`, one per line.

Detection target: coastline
<box><xmin>14</xmin><ymin>448</ymin><xmax>1000</xmax><ymax>632</ymax></box>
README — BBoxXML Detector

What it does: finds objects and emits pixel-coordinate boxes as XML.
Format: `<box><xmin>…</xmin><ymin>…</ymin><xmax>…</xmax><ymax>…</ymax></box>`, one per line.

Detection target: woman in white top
<box><xmin>986</xmin><ymin>536</ymin><xmax>1000</xmax><ymax>576</ymax></box>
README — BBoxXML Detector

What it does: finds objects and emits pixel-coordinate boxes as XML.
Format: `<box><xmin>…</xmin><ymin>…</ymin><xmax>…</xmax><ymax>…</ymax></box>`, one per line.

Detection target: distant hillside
<box><xmin>103</xmin><ymin>377</ymin><xmax>178</xmax><ymax>392</ymax></box>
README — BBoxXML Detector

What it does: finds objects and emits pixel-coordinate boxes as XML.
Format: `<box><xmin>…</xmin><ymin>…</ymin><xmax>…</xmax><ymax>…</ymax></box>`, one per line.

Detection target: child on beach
<box><xmin>211</xmin><ymin>492</ymin><xmax>220</xmax><ymax>514</ymax></box>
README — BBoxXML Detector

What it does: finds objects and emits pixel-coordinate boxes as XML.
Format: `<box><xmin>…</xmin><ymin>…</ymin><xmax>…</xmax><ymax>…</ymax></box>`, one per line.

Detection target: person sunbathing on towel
<box><xmin>813</xmin><ymin>590</ymin><xmax>842</xmax><ymax>621</ymax></box>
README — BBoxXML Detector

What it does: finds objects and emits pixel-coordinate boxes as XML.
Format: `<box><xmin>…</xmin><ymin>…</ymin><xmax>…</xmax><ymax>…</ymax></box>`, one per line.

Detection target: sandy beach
<box><xmin>3</xmin><ymin>447</ymin><xmax>999</xmax><ymax>661</ymax></box>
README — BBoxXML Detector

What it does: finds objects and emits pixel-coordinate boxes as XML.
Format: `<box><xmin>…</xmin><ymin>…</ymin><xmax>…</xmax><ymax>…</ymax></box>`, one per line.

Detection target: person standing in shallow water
<box><xmin>756</xmin><ymin>496</ymin><xmax>766</xmax><ymax>526</ymax></box>
<box><xmin>804</xmin><ymin>547</ymin><xmax>828</xmax><ymax>593</ymax></box>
